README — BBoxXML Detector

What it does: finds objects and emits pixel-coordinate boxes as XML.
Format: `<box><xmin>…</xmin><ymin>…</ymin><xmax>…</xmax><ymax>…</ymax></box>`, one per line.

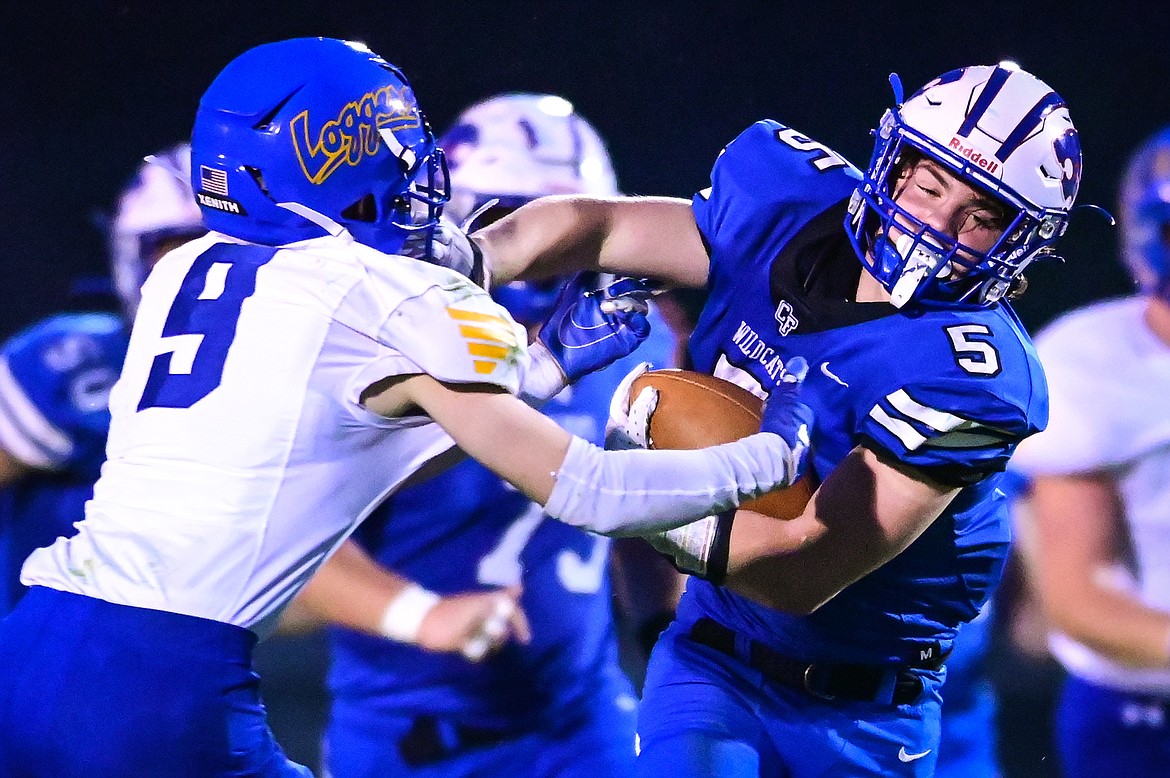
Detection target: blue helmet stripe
<box><xmin>995</xmin><ymin>91</ymin><xmax>1064</xmax><ymax>161</ymax></box>
<box><xmin>955</xmin><ymin>66</ymin><xmax>1012</xmax><ymax>138</ymax></box>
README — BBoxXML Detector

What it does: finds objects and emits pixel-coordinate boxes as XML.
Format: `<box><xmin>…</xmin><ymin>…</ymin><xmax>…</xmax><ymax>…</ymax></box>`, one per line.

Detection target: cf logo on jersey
<box><xmin>774</xmin><ymin>300</ymin><xmax>799</xmax><ymax>336</ymax></box>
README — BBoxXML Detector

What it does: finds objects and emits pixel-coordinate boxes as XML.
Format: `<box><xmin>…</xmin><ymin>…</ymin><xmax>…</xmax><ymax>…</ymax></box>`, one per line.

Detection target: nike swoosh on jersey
<box><xmin>819</xmin><ymin>361</ymin><xmax>848</xmax><ymax>387</ymax></box>
<box><xmin>897</xmin><ymin>747</ymin><xmax>932</xmax><ymax>763</ymax></box>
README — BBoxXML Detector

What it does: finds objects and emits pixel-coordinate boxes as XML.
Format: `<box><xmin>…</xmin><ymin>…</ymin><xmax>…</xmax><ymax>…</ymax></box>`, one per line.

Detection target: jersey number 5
<box><xmin>138</xmin><ymin>244</ymin><xmax>277</xmax><ymax>410</ymax></box>
<box><xmin>945</xmin><ymin>324</ymin><xmax>1002</xmax><ymax>377</ymax></box>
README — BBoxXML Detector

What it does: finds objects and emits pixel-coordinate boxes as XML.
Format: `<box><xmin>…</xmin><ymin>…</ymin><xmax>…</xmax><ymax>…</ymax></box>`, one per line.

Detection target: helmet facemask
<box><xmin>846</xmin><ymin>65</ymin><xmax>1080</xmax><ymax>308</ymax></box>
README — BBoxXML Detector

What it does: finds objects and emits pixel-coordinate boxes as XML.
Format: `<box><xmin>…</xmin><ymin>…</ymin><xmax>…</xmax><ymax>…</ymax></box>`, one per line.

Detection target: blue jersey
<box><xmin>327</xmin><ymin>312</ymin><xmax>675</xmax><ymax>732</ymax></box>
<box><xmin>0</xmin><ymin>313</ymin><xmax>127</xmax><ymax>613</ymax></box>
<box><xmin>678</xmin><ymin>122</ymin><xmax>1047</xmax><ymax>665</ymax></box>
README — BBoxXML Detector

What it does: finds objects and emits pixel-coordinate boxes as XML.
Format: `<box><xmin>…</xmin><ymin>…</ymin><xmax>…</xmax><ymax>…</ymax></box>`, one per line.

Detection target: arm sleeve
<box><xmin>543</xmin><ymin>432</ymin><xmax>795</xmax><ymax>536</ymax></box>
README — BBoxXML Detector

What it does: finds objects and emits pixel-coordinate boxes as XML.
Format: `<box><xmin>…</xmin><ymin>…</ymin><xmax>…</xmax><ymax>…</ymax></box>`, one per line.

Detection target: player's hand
<box><xmin>416</xmin><ymin>586</ymin><xmax>531</xmax><ymax>661</ymax></box>
<box><xmin>539</xmin><ymin>274</ymin><xmax>654</xmax><ymax>383</ymax></box>
<box><xmin>760</xmin><ymin>356</ymin><xmax>814</xmax><ymax>484</ymax></box>
<box><xmin>604</xmin><ymin>361</ymin><xmax>657</xmax><ymax>451</ymax></box>
<box><xmin>401</xmin><ymin>216</ymin><xmax>486</xmax><ymax>286</ymax></box>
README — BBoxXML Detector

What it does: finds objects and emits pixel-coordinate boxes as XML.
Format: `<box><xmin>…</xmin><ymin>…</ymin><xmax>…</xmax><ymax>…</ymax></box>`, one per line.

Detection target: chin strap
<box><xmin>275</xmin><ymin>201</ymin><xmax>351</xmax><ymax>239</ymax></box>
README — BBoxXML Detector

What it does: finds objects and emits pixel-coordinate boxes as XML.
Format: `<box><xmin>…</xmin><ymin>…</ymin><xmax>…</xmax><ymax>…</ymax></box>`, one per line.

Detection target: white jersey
<box><xmin>21</xmin><ymin>232</ymin><xmax>526</xmax><ymax>638</ymax></box>
<box><xmin>1012</xmin><ymin>296</ymin><xmax>1170</xmax><ymax>694</ymax></box>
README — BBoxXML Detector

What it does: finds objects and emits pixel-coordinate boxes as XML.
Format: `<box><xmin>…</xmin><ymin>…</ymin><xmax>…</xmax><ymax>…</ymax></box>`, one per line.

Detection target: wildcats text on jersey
<box><xmin>730</xmin><ymin>321</ymin><xmax>791</xmax><ymax>383</ymax></box>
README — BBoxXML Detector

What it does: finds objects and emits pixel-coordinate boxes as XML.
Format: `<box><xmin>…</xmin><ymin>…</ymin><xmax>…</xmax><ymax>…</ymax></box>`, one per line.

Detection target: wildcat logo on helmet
<box><xmin>291</xmin><ymin>85</ymin><xmax>422</xmax><ymax>185</ymax></box>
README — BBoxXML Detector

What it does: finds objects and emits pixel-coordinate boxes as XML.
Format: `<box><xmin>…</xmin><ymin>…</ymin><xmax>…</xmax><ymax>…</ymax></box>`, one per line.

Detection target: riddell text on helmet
<box><xmin>948</xmin><ymin>137</ymin><xmax>1000</xmax><ymax>175</ymax></box>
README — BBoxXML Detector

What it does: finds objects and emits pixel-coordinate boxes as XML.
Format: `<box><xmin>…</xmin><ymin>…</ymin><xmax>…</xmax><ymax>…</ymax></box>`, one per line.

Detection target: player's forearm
<box><xmin>477</xmin><ymin>195</ymin><xmax>707</xmax><ymax>288</ymax></box>
<box><xmin>476</xmin><ymin>196</ymin><xmax>612</xmax><ymax>286</ymax></box>
<box><xmin>1043</xmin><ymin>583</ymin><xmax>1170</xmax><ymax>667</ymax></box>
<box><xmin>545</xmin><ymin>433</ymin><xmax>799</xmax><ymax>536</ymax></box>
<box><xmin>291</xmin><ymin>540</ymin><xmax>417</xmax><ymax>638</ymax></box>
<box><xmin>720</xmin><ymin>448</ymin><xmax>955</xmax><ymax>614</ymax></box>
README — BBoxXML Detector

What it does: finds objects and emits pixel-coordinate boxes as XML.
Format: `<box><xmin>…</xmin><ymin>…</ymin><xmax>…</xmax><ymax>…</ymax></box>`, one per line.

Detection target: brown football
<box><xmin>628</xmin><ymin>369</ymin><xmax>814</xmax><ymax>520</ymax></box>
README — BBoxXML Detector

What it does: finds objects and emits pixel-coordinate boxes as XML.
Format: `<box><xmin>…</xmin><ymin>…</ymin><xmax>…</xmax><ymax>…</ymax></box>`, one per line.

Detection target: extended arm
<box><xmin>286</xmin><ymin>539</ymin><xmax>530</xmax><ymax>659</ymax></box>
<box><xmin>364</xmin><ymin>373</ymin><xmax>800</xmax><ymax>535</ymax></box>
<box><xmin>1020</xmin><ymin>473</ymin><xmax>1170</xmax><ymax>667</ymax></box>
<box><xmin>474</xmin><ymin>196</ymin><xmax>711</xmax><ymax>288</ymax></box>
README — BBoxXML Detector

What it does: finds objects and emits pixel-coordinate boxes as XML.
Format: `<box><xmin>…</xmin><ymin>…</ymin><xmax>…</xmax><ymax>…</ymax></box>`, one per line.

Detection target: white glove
<box><xmin>604</xmin><ymin>362</ymin><xmax>657</xmax><ymax>451</ymax></box>
<box><xmin>401</xmin><ymin>215</ymin><xmax>488</xmax><ymax>288</ymax></box>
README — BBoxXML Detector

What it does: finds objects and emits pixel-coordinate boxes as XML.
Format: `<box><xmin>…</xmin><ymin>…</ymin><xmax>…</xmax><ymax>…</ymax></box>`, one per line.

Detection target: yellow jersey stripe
<box><xmin>458</xmin><ymin>324</ymin><xmax>515</xmax><ymax>346</ymax></box>
<box><xmin>447</xmin><ymin>308</ymin><xmax>510</xmax><ymax>325</ymax></box>
<box><xmin>467</xmin><ymin>342</ymin><xmax>510</xmax><ymax>359</ymax></box>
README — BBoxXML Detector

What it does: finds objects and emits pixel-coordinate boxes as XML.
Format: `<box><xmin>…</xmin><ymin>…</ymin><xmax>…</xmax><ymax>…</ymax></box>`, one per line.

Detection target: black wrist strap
<box><xmin>704</xmin><ymin>509</ymin><xmax>736</xmax><ymax>585</ymax></box>
<box><xmin>469</xmin><ymin>237</ymin><xmax>486</xmax><ymax>288</ymax></box>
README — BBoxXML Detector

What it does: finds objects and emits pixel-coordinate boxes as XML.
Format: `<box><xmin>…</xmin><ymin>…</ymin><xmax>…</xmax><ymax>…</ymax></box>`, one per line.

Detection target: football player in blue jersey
<box><xmin>453</xmin><ymin>62</ymin><xmax>1084</xmax><ymax>777</ymax></box>
<box><xmin>289</xmin><ymin>93</ymin><xmax>677</xmax><ymax>778</ymax></box>
<box><xmin>1011</xmin><ymin>126</ymin><xmax>1170</xmax><ymax>778</ymax></box>
<box><xmin>0</xmin><ymin>39</ymin><xmax>812</xmax><ymax>777</ymax></box>
<box><xmin>0</xmin><ymin>143</ymin><xmax>204</xmax><ymax>615</ymax></box>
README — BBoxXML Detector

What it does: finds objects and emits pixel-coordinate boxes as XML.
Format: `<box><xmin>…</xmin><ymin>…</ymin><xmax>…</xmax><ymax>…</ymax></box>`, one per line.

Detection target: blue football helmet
<box><xmin>110</xmin><ymin>143</ymin><xmax>206</xmax><ymax>318</ymax></box>
<box><xmin>846</xmin><ymin>63</ymin><xmax>1082</xmax><ymax>307</ymax></box>
<box><xmin>190</xmin><ymin>38</ymin><xmax>447</xmax><ymax>255</ymax></box>
<box><xmin>1119</xmin><ymin>125</ymin><xmax>1170</xmax><ymax>301</ymax></box>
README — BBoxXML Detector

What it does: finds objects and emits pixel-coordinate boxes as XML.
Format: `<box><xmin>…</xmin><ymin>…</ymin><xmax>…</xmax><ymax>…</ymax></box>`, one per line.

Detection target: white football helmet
<box><xmin>439</xmin><ymin>93</ymin><xmax>618</xmax><ymax>226</ymax></box>
<box><xmin>1118</xmin><ymin>126</ymin><xmax>1170</xmax><ymax>300</ymax></box>
<box><xmin>110</xmin><ymin>143</ymin><xmax>206</xmax><ymax>317</ymax></box>
<box><xmin>846</xmin><ymin>63</ymin><xmax>1082</xmax><ymax>307</ymax></box>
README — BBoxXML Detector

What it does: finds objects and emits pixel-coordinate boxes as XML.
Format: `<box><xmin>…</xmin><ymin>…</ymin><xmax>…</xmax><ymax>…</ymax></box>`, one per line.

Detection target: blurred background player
<box><xmin>289</xmin><ymin>92</ymin><xmax>678</xmax><ymax>777</ymax></box>
<box><xmin>1011</xmin><ymin>125</ymin><xmax>1170</xmax><ymax>777</ymax></box>
<box><xmin>0</xmin><ymin>143</ymin><xmax>203</xmax><ymax>614</ymax></box>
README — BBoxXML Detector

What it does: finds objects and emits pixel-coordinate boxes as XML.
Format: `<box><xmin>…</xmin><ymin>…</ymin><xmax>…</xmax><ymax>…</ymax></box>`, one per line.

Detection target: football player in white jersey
<box><xmin>0</xmin><ymin>39</ymin><xmax>811</xmax><ymax>777</ymax></box>
<box><xmin>1011</xmin><ymin>126</ymin><xmax>1170</xmax><ymax>777</ymax></box>
<box><xmin>288</xmin><ymin>94</ymin><xmax>672</xmax><ymax>777</ymax></box>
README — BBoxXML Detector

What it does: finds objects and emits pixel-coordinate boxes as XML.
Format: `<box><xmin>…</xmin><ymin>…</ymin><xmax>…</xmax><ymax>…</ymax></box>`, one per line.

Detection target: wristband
<box><xmin>517</xmin><ymin>341</ymin><xmax>568</xmax><ymax>407</ymax></box>
<box><xmin>378</xmin><ymin>583</ymin><xmax>441</xmax><ymax>643</ymax></box>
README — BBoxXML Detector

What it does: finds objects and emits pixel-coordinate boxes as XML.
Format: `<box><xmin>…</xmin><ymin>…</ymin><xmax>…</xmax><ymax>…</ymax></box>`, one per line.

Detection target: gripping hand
<box><xmin>760</xmin><ymin>356</ymin><xmax>815</xmax><ymax>484</ymax></box>
<box><xmin>401</xmin><ymin>215</ymin><xmax>485</xmax><ymax>286</ymax></box>
<box><xmin>538</xmin><ymin>274</ymin><xmax>654</xmax><ymax>383</ymax></box>
<box><xmin>604</xmin><ymin>362</ymin><xmax>657</xmax><ymax>451</ymax></box>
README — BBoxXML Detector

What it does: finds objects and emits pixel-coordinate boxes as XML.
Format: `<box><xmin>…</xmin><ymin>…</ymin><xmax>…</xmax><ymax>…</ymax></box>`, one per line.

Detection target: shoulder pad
<box><xmin>0</xmin><ymin>313</ymin><xmax>126</xmax><ymax>470</ymax></box>
<box><xmin>693</xmin><ymin>121</ymin><xmax>861</xmax><ymax>280</ymax></box>
<box><xmin>379</xmin><ymin>280</ymin><xmax>526</xmax><ymax>393</ymax></box>
<box><xmin>858</xmin><ymin>308</ymin><xmax>1047</xmax><ymax>484</ymax></box>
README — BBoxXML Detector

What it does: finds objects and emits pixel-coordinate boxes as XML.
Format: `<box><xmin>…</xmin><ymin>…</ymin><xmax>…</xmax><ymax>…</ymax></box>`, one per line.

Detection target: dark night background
<box><xmin>2</xmin><ymin>2</ymin><xmax>1168</xmax><ymax>339</ymax></box>
<box><xmin>2</xmin><ymin>2</ymin><xmax>1168</xmax><ymax>774</ymax></box>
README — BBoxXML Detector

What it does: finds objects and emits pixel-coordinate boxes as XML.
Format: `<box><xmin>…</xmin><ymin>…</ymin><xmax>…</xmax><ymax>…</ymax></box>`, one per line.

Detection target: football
<box><xmin>628</xmin><ymin>369</ymin><xmax>814</xmax><ymax>520</ymax></box>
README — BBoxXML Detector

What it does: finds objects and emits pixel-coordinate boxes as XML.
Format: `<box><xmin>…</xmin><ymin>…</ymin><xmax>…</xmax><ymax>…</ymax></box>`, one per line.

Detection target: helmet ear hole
<box><xmin>245</xmin><ymin>166</ymin><xmax>269</xmax><ymax>195</ymax></box>
<box><xmin>341</xmin><ymin>193</ymin><xmax>378</xmax><ymax>222</ymax></box>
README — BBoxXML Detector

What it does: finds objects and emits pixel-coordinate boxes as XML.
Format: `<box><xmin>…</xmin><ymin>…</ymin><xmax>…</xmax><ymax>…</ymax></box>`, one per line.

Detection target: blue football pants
<box><xmin>323</xmin><ymin>683</ymin><xmax>636</xmax><ymax>778</ymax></box>
<box><xmin>0</xmin><ymin>587</ymin><xmax>312</xmax><ymax>778</ymax></box>
<box><xmin>636</xmin><ymin>621</ymin><xmax>944</xmax><ymax>778</ymax></box>
<box><xmin>1056</xmin><ymin>674</ymin><xmax>1170</xmax><ymax>778</ymax></box>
